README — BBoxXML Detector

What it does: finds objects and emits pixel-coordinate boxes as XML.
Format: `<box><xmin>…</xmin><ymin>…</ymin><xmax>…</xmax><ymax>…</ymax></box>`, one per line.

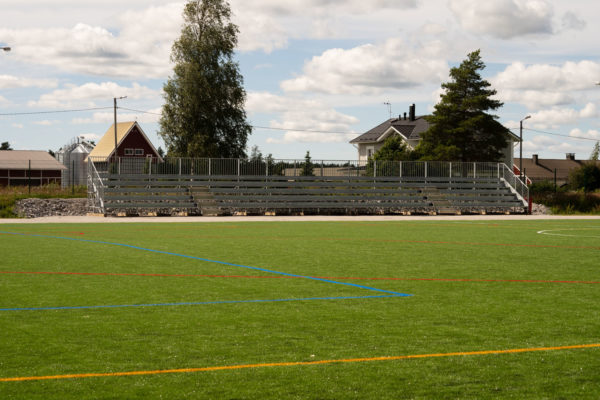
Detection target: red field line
<box><xmin>1</xmin><ymin>271</ymin><xmax>598</xmax><ymax>284</ymax></box>
<box><xmin>1</xmin><ymin>343</ymin><xmax>598</xmax><ymax>382</ymax></box>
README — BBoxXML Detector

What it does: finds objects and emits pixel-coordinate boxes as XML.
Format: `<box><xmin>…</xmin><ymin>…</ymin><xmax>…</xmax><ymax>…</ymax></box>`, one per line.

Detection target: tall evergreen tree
<box><xmin>417</xmin><ymin>50</ymin><xmax>508</xmax><ymax>162</ymax></box>
<box><xmin>159</xmin><ymin>0</ymin><xmax>251</xmax><ymax>158</ymax></box>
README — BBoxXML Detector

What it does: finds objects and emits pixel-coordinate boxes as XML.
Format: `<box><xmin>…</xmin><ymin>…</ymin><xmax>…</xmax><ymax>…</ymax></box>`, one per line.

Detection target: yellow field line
<box><xmin>2</xmin><ymin>343</ymin><xmax>599</xmax><ymax>383</ymax></box>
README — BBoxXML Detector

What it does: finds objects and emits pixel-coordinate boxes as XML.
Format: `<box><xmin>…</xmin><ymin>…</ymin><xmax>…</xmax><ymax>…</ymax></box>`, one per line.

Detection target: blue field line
<box><xmin>0</xmin><ymin>231</ymin><xmax>412</xmax><ymax>297</ymax></box>
<box><xmin>0</xmin><ymin>294</ymin><xmax>404</xmax><ymax>312</ymax></box>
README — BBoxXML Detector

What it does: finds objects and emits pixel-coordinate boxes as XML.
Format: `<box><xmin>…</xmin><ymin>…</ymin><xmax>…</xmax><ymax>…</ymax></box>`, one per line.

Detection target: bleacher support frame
<box><xmin>87</xmin><ymin>157</ymin><xmax>529</xmax><ymax>216</ymax></box>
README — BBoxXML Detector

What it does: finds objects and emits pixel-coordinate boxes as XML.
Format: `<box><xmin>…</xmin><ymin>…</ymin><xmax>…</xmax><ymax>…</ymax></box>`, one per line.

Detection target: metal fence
<box><xmin>87</xmin><ymin>157</ymin><xmax>508</xmax><ymax>179</ymax></box>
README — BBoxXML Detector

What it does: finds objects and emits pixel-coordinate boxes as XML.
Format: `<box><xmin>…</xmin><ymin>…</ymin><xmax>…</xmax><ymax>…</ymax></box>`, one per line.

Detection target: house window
<box><xmin>135</xmin><ymin>149</ymin><xmax>144</xmax><ymax>155</ymax></box>
<box><xmin>124</xmin><ymin>148</ymin><xmax>134</xmax><ymax>156</ymax></box>
<box><xmin>366</xmin><ymin>146</ymin><xmax>375</xmax><ymax>159</ymax></box>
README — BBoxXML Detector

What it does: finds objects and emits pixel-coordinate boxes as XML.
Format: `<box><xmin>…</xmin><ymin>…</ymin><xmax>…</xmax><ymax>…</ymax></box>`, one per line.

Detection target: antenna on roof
<box><xmin>383</xmin><ymin>101</ymin><xmax>392</xmax><ymax>119</ymax></box>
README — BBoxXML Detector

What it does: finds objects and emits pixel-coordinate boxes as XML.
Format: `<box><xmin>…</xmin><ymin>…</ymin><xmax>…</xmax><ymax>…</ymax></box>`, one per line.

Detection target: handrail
<box><xmin>87</xmin><ymin>158</ymin><xmax>105</xmax><ymax>213</ymax></box>
<box><xmin>499</xmin><ymin>164</ymin><xmax>529</xmax><ymax>207</ymax></box>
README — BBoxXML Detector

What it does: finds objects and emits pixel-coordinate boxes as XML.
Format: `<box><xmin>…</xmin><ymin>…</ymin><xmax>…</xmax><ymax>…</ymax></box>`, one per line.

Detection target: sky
<box><xmin>1</xmin><ymin>0</ymin><xmax>599</xmax><ymax>162</ymax></box>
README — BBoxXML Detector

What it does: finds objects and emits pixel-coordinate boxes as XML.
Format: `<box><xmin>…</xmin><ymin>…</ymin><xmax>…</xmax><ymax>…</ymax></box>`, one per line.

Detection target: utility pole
<box><xmin>113</xmin><ymin>96</ymin><xmax>127</xmax><ymax>160</ymax></box>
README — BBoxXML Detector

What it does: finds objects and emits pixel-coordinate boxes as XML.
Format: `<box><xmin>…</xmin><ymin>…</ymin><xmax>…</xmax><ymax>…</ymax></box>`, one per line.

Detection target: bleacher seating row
<box><xmin>100</xmin><ymin>174</ymin><xmax>527</xmax><ymax>215</ymax></box>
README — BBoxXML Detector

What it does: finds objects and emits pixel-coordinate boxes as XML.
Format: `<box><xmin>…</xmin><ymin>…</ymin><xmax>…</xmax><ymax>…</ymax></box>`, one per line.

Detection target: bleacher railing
<box><xmin>86</xmin><ymin>157</ymin><xmax>530</xmax><ymax>211</ymax></box>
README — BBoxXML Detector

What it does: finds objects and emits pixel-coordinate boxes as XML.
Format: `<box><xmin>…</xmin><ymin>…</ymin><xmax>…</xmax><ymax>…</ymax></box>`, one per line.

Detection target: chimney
<box><xmin>532</xmin><ymin>154</ymin><xmax>538</xmax><ymax>164</ymax></box>
<box><xmin>403</xmin><ymin>112</ymin><xmax>407</xmax><ymax>120</ymax></box>
<box><xmin>566</xmin><ymin>153</ymin><xmax>575</xmax><ymax>161</ymax></box>
<box><xmin>409</xmin><ymin>104</ymin><xmax>415</xmax><ymax>121</ymax></box>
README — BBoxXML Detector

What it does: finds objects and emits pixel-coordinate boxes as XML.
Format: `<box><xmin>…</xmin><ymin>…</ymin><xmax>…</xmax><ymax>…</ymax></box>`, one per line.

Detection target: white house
<box><xmin>350</xmin><ymin>104</ymin><xmax>519</xmax><ymax>167</ymax></box>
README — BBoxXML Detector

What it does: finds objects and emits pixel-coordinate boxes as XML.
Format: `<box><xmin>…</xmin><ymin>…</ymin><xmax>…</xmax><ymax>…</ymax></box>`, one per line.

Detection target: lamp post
<box><xmin>519</xmin><ymin>115</ymin><xmax>531</xmax><ymax>180</ymax></box>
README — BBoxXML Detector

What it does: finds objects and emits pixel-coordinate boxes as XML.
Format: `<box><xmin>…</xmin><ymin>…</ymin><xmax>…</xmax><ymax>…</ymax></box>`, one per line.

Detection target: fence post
<box><xmin>449</xmin><ymin>162</ymin><xmax>452</xmax><ymax>178</ymax></box>
<box><xmin>374</xmin><ymin>160</ymin><xmax>377</xmax><ymax>178</ymax></box>
<box><xmin>28</xmin><ymin>160</ymin><xmax>31</xmax><ymax>194</ymax></box>
<box><xmin>321</xmin><ymin>161</ymin><xmax>324</xmax><ymax>177</ymax></box>
<box><xmin>399</xmin><ymin>161</ymin><xmax>402</xmax><ymax>177</ymax></box>
<box><xmin>424</xmin><ymin>162</ymin><xmax>427</xmax><ymax>178</ymax></box>
<box><xmin>473</xmin><ymin>162</ymin><xmax>476</xmax><ymax>178</ymax></box>
<box><xmin>554</xmin><ymin>168</ymin><xmax>557</xmax><ymax>192</ymax></box>
<box><xmin>72</xmin><ymin>160</ymin><xmax>75</xmax><ymax>194</ymax></box>
<box><xmin>208</xmin><ymin>158</ymin><xmax>211</xmax><ymax>176</ymax></box>
<box><xmin>178</xmin><ymin>158</ymin><xmax>181</xmax><ymax>176</ymax></box>
<box><xmin>294</xmin><ymin>160</ymin><xmax>297</xmax><ymax>177</ymax></box>
<box><xmin>497</xmin><ymin>163</ymin><xmax>500</xmax><ymax>179</ymax></box>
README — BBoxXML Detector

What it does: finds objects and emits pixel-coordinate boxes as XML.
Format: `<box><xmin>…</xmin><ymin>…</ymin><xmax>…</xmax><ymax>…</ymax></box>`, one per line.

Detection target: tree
<box><xmin>366</xmin><ymin>135</ymin><xmax>413</xmax><ymax>176</ymax></box>
<box><xmin>416</xmin><ymin>50</ymin><xmax>508</xmax><ymax>162</ymax></box>
<box><xmin>1</xmin><ymin>141</ymin><xmax>12</xmax><ymax>150</ymax></box>
<box><xmin>590</xmin><ymin>141</ymin><xmax>599</xmax><ymax>161</ymax></box>
<box><xmin>300</xmin><ymin>151</ymin><xmax>314</xmax><ymax>176</ymax></box>
<box><xmin>159</xmin><ymin>0</ymin><xmax>251</xmax><ymax>158</ymax></box>
<box><xmin>569</xmin><ymin>163</ymin><xmax>600</xmax><ymax>192</ymax></box>
<box><xmin>250</xmin><ymin>145</ymin><xmax>262</xmax><ymax>162</ymax></box>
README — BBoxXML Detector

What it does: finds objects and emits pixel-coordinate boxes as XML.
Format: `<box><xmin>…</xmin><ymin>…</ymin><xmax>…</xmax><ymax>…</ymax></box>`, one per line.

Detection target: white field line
<box><xmin>537</xmin><ymin>228</ymin><xmax>600</xmax><ymax>238</ymax></box>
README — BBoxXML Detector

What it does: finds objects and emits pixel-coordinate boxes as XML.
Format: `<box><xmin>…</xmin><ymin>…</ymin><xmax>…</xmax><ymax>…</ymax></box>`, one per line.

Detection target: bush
<box><xmin>532</xmin><ymin>192</ymin><xmax>600</xmax><ymax>214</ymax></box>
<box><xmin>569</xmin><ymin>162</ymin><xmax>600</xmax><ymax>192</ymax></box>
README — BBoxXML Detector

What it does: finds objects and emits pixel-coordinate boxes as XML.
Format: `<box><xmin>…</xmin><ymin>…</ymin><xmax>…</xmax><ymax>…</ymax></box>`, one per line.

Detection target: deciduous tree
<box><xmin>159</xmin><ymin>0</ymin><xmax>251</xmax><ymax>158</ymax></box>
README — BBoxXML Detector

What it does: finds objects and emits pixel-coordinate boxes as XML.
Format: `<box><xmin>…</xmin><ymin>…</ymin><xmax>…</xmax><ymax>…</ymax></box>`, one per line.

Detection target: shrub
<box><xmin>569</xmin><ymin>162</ymin><xmax>600</xmax><ymax>192</ymax></box>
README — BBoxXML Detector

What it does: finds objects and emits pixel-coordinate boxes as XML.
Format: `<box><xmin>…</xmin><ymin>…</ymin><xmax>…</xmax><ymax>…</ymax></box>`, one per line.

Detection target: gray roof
<box><xmin>350</xmin><ymin>116</ymin><xmax>431</xmax><ymax>143</ymax></box>
<box><xmin>0</xmin><ymin>150</ymin><xmax>67</xmax><ymax>170</ymax></box>
<box><xmin>350</xmin><ymin>116</ymin><xmax>519</xmax><ymax>144</ymax></box>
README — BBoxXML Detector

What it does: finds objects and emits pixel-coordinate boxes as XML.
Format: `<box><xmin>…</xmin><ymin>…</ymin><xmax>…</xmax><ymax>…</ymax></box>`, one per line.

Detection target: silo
<box><xmin>56</xmin><ymin>137</ymin><xmax>95</xmax><ymax>188</ymax></box>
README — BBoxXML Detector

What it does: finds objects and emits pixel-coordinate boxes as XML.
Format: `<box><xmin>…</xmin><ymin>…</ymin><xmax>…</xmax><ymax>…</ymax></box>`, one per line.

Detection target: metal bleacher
<box><xmin>88</xmin><ymin>159</ymin><xmax>529</xmax><ymax>216</ymax></box>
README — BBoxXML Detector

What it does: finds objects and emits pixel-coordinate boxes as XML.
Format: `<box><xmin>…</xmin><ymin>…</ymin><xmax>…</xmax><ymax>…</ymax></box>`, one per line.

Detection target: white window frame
<box><xmin>135</xmin><ymin>148</ymin><xmax>144</xmax><ymax>156</ymax></box>
<box><xmin>124</xmin><ymin>148</ymin><xmax>134</xmax><ymax>156</ymax></box>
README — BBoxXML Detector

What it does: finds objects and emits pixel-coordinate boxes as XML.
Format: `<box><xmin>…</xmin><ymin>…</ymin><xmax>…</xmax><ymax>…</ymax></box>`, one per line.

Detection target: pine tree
<box><xmin>300</xmin><ymin>151</ymin><xmax>315</xmax><ymax>176</ymax></box>
<box><xmin>417</xmin><ymin>50</ymin><xmax>508</xmax><ymax>162</ymax></box>
<box><xmin>159</xmin><ymin>0</ymin><xmax>251</xmax><ymax>158</ymax></box>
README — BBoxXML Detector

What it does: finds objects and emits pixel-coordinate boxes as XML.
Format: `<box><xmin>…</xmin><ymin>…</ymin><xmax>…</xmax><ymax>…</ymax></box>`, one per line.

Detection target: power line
<box><xmin>2</xmin><ymin>105</ymin><xmax>599</xmax><ymax>142</ymax></box>
<box><xmin>521</xmin><ymin>127</ymin><xmax>599</xmax><ymax>142</ymax></box>
<box><xmin>120</xmin><ymin>107</ymin><xmax>355</xmax><ymax>135</ymax></box>
<box><xmin>0</xmin><ymin>107</ymin><xmax>113</xmax><ymax>116</ymax></box>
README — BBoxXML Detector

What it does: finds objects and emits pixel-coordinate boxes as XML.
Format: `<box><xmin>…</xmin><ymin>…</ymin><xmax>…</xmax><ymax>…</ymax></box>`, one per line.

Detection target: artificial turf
<box><xmin>0</xmin><ymin>220</ymin><xmax>599</xmax><ymax>399</ymax></box>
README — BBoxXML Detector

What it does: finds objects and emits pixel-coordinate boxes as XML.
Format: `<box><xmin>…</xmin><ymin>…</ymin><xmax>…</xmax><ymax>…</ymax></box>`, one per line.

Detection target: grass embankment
<box><xmin>532</xmin><ymin>192</ymin><xmax>600</xmax><ymax>215</ymax></box>
<box><xmin>0</xmin><ymin>185</ymin><xmax>87</xmax><ymax>218</ymax></box>
<box><xmin>1</xmin><ymin>221</ymin><xmax>599</xmax><ymax>399</ymax></box>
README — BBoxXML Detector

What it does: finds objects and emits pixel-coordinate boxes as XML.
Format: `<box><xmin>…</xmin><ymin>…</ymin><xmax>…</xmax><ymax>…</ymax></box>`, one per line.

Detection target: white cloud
<box><xmin>522</xmin><ymin>134</ymin><xmax>590</xmax><ymax>156</ymax></box>
<box><xmin>527</xmin><ymin>103</ymin><xmax>598</xmax><ymax>129</ymax></box>
<box><xmin>247</xmin><ymin>92</ymin><xmax>358</xmax><ymax>143</ymax></box>
<box><xmin>449</xmin><ymin>0</ymin><xmax>555</xmax><ymax>39</ymax></box>
<box><xmin>569</xmin><ymin>128</ymin><xmax>600</xmax><ymax>140</ymax></box>
<box><xmin>71</xmin><ymin>108</ymin><xmax>161</xmax><ymax>125</ymax></box>
<box><xmin>0</xmin><ymin>75</ymin><xmax>58</xmax><ymax>89</ymax></box>
<box><xmin>492</xmin><ymin>61</ymin><xmax>600</xmax><ymax>109</ymax></box>
<box><xmin>281</xmin><ymin>38</ymin><xmax>448</xmax><ymax>95</ymax></box>
<box><xmin>0</xmin><ymin>3</ymin><xmax>181</xmax><ymax>79</ymax></box>
<box><xmin>11</xmin><ymin>123</ymin><xmax>24</xmax><ymax>129</ymax></box>
<box><xmin>33</xmin><ymin>120</ymin><xmax>60</xmax><ymax>126</ymax></box>
<box><xmin>28</xmin><ymin>82</ymin><xmax>159</xmax><ymax>109</ymax></box>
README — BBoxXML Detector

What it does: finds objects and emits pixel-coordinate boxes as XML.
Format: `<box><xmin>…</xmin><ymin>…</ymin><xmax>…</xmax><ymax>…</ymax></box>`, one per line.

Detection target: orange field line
<box><xmin>2</xmin><ymin>343</ymin><xmax>598</xmax><ymax>383</ymax></box>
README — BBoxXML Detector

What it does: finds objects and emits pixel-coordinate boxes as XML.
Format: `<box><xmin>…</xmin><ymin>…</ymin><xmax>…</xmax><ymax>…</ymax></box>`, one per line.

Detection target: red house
<box><xmin>87</xmin><ymin>121</ymin><xmax>161</xmax><ymax>161</ymax></box>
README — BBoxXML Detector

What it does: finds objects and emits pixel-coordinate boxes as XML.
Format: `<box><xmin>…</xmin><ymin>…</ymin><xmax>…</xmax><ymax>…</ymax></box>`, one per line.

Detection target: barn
<box><xmin>0</xmin><ymin>150</ymin><xmax>67</xmax><ymax>186</ymax></box>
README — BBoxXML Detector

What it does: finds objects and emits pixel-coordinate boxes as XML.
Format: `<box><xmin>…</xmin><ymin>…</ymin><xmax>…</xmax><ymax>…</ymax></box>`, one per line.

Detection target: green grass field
<box><xmin>1</xmin><ymin>220</ymin><xmax>599</xmax><ymax>399</ymax></box>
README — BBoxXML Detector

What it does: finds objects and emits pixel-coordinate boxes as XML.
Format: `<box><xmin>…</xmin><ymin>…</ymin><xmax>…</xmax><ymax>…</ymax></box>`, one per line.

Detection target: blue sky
<box><xmin>1</xmin><ymin>0</ymin><xmax>599</xmax><ymax>162</ymax></box>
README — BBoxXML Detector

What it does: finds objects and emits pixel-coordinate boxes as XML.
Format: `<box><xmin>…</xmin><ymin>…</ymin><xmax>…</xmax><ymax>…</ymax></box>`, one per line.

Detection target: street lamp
<box><xmin>519</xmin><ymin>115</ymin><xmax>531</xmax><ymax>180</ymax></box>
